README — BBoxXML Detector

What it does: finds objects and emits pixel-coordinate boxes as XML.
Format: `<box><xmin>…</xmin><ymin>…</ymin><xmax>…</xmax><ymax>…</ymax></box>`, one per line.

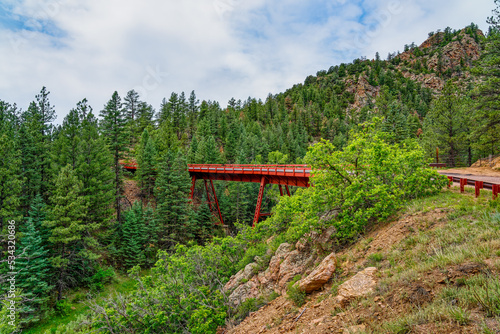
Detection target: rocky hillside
<box><xmin>222</xmin><ymin>188</ymin><xmax>500</xmax><ymax>333</ymax></box>
<box><xmin>342</xmin><ymin>27</ymin><xmax>483</xmax><ymax>112</ymax></box>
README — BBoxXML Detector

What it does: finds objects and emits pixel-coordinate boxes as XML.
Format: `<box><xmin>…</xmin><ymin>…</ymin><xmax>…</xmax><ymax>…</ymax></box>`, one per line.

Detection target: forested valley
<box><xmin>1</xmin><ymin>21</ymin><xmax>500</xmax><ymax>333</ymax></box>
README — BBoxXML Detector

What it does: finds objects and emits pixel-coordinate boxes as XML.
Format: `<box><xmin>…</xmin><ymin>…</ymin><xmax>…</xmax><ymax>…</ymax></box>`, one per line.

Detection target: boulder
<box><xmin>299</xmin><ymin>252</ymin><xmax>337</xmax><ymax>293</ymax></box>
<box><xmin>336</xmin><ymin>267</ymin><xmax>378</xmax><ymax>307</ymax></box>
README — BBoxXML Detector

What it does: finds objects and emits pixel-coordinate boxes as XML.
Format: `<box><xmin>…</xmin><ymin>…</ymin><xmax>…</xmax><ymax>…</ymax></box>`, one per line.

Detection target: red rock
<box><xmin>298</xmin><ymin>252</ymin><xmax>337</xmax><ymax>293</ymax></box>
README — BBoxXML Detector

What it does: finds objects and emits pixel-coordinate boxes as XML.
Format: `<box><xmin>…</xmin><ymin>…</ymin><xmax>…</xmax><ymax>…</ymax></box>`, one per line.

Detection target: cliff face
<box><xmin>397</xmin><ymin>29</ymin><xmax>482</xmax><ymax>90</ymax></box>
<box><xmin>342</xmin><ymin>28</ymin><xmax>483</xmax><ymax>112</ymax></box>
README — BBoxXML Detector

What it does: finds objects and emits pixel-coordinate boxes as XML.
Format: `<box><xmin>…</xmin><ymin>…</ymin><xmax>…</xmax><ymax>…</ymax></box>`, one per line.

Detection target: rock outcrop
<box><xmin>396</xmin><ymin>29</ymin><xmax>482</xmax><ymax>91</ymax></box>
<box><xmin>345</xmin><ymin>76</ymin><xmax>381</xmax><ymax>110</ymax></box>
<box><xmin>224</xmin><ymin>228</ymin><xmax>340</xmax><ymax>308</ymax></box>
<box><xmin>225</xmin><ymin>239</ymin><xmax>318</xmax><ymax>307</ymax></box>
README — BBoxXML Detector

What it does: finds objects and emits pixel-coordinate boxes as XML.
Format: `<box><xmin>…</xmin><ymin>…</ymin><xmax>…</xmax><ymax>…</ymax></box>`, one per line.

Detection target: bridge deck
<box><xmin>188</xmin><ymin>164</ymin><xmax>311</xmax><ymax>187</ymax></box>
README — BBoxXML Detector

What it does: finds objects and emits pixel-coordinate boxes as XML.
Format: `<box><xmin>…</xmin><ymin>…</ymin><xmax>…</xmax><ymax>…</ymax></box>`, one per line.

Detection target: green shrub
<box><xmin>368</xmin><ymin>252</ymin><xmax>384</xmax><ymax>264</ymax></box>
<box><xmin>287</xmin><ymin>275</ymin><xmax>306</xmax><ymax>307</ymax></box>
<box><xmin>260</xmin><ymin>121</ymin><xmax>447</xmax><ymax>245</ymax></box>
<box><xmin>54</xmin><ymin>299</ymin><xmax>72</xmax><ymax>317</ymax></box>
<box><xmin>234</xmin><ymin>297</ymin><xmax>266</xmax><ymax>321</ymax></box>
<box><xmin>88</xmin><ymin>267</ymin><xmax>116</xmax><ymax>292</ymax></box>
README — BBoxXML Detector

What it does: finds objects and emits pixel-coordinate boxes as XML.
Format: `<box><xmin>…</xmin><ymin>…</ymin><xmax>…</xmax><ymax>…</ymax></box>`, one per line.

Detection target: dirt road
<box><xmin>437</xmin><ymin>167</ymin><xmax>500</xmax><ymax>185</ymax></box>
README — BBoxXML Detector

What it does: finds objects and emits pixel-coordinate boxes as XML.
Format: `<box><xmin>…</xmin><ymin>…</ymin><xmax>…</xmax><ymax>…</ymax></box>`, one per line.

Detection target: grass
<box><xmin>24</xmin><ymin>272</ymin><xmax>139</xmax><ymax>334</ymax></box>
<box><xmin>373</xmin><ymin>188</ymin><xmax>500</xmax><ymax>332</ymax></box>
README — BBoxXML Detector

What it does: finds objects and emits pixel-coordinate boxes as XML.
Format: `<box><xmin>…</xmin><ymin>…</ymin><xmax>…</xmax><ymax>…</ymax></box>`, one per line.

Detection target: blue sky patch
<box><xmin>0</xmin><ymin>4</ymin><xmax>66</xmax><ymax>38</ymax></box>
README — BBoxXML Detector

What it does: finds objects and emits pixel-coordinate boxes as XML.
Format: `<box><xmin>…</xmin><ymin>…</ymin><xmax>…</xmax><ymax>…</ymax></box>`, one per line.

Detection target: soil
<box><xmin>122</xmin><ymin>179</ymin><xmax>142</xmax><ymax>210</ymax></box>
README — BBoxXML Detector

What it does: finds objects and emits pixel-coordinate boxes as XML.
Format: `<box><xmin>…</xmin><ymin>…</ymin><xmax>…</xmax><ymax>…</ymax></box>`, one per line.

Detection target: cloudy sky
<box><xmin>0</xmin><ymin>0</ymin><xmax>495</xmax><ymax>121</ymax></box>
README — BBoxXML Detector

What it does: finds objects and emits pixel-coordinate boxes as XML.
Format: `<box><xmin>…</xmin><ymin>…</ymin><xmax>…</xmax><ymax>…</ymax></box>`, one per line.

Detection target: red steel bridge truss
<box><xmin>188</xmin><ymin>164</ymin><xmax>311</xmax><ymax>226</ymax></box>
<box><xmin>122</xmin><ymin>163</ymin><xmax>312</xmax><ymax>226</ymax></box>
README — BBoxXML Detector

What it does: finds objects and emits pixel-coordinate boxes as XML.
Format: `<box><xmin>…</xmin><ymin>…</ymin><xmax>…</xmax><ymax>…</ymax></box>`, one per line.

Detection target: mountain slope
<box><xmin>225</xmin><ymin>189</ymin><xmax>500</xmax><ymax>333</ymax></box>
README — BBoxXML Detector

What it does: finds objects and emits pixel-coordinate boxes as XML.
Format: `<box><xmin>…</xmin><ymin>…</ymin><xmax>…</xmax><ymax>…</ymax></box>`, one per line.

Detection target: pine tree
<box><xmin>119</xmin><ymin>203</ymin><xmax>146</xmax><ymax>268</ymax></box>
<box><xmin>124</xmin><ymin>89</ymin><xmax>141</xmax><ymax>144</ymax></box>
<box><xmin>135</xmin><ymin>101</ymin><xmax>155</xmax><ymax>136</ymax></box>
<box><xmin>100</xmin><ymin>92</ymin><xmax>127</xmax><ymax>222</ymax></box>
<box><xmin>124</xmin><ymin>89</ymin><xmax>140</xmax><ymax>121</ymax></box>
<box><xmin>187</xmin><ymin>90</ymin><xmax>199</xmax><ymax>136</ymax></box>
<box><xmin>77</xmin><ymin>111</ymin><xmax>115</xmax><ymax>241</ymax></box>
<box><xmin>16</xmin><ymin>216</ymin><xmax>52</xmax><ymax>325</ymax></box>
<box><xmin>50</xmin><ymin>107</ymin><xmax>82</xmax><ymax>178</ymax></box>
<box><xmin>154</xmin><ymin>151</ymin><xmax>194</xmax><ymax>249</ymax></box>
<box><xmin>188</xmin><ymin>134</ymin><xmax>198</xmax><ymax>163</ymax></box>
<box><xmin>473</xmin><ymin>4</ymin><xmax>500</xmax><ymax>156</ymax></box>
<box><xmin>27</xmin><ymin>194</ymin><xmax>50</xmax><ymax>245</ymax></box>
<box><xmin>422</xmin><ymin>82</ymin><xmax>469</xmax><ymax>167</ymax></box>
<box><xmin>0</xmin><ymin>101</ymin><xmax>22</xmax><ymax>231</ymax></box>
<box><xmin>194</xmin><ymin>193</ymin><xmax>214</xmax><ymax>243</ymax></box>
<box><xmin>142</xmin><ymin>205</ymin><xmax>157</xmax><ymax>266</ymax></box>
<box><xmin>44</xmin><ymin>165</ymin><xmax>88</xmax><ymax>300</ymax></box>
<box><xmin>18</xmin><ymin>88</ymin><xmax>56</xmax><ymax>208</ymax></box>
<box><xmin>35</xmin><ymin>87</ymin><xmax>56</xmax><ymax>199</ymax></box>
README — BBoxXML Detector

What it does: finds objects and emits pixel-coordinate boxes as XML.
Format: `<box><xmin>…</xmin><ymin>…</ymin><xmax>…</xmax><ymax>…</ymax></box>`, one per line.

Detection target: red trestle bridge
<box><xmin>188</xmin><ymin>164</ymin><xmax>311</xmax><ymax>226</ymax></box>
<box><xmin>123</xmin><ymin>163</ymin><xmax>311</xmax><ymax>226</ymax></box>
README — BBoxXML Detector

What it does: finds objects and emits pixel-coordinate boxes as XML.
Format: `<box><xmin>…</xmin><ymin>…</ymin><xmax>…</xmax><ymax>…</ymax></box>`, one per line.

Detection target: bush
<box><xmin>88</xmin><ymin>267</ymin><xmax>116</xmax><ymax>292</ymax></box>
<box><xmin>54</xmin><ymin>299</ymin><xmax>72</xmax><ymax>317</ymax></box>
<box><xmin>260</xmin><ymin>121</ymin><xmax>448</xmax><ymax>245</ymax></box>
<box><xmin>234</xmin><ymin>297</ymin><xmax>266</xmax><ymax>321</ymax></box>
<box><xmin>287</xmin><ymin>275</ymin><xmax>306</xmax><ymax>307</ymax></box>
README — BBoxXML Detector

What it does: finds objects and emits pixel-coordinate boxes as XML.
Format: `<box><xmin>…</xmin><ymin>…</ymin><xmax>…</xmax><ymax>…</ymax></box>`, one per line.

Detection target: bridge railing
<box><xmin>188</xmin><ymin>164</ymin><xmax>311</xmax><ymax>177</ymax></box>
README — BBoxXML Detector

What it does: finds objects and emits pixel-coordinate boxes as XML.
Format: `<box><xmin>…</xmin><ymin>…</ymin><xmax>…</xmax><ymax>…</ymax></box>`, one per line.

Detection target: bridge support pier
<box><xmin>190</xmin><ymin>176</ymin><xmax>224</xmax><ymax>226</ymax></box>
<box><xmin>204</xmin><ymin>180</ymin><xmax>224</xmax><ymax>226</ymax></box>
<box><xmin>253</xmin><ymin>177</ymin><xmax>267</xmax><ymax>227</ymax></box>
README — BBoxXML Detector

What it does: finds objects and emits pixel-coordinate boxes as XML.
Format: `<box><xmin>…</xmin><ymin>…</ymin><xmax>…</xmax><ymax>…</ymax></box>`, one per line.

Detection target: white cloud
<box><xmin>0</xmin><ymin>0</ymin><xmax>495</xmax><ymax>122</ymax></box>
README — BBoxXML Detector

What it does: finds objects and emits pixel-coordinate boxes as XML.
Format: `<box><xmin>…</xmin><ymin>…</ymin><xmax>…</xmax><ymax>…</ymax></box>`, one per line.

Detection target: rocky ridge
<box><xmin>345</xmin><ymin>28</ymin><xmax>482</xmax><ymax>111</ymax></box>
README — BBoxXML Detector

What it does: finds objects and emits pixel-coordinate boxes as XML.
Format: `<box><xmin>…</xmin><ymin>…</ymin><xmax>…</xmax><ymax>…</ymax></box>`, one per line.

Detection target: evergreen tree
<box><xmin>154</xmin><ymin>151</ymin><xmax>194</xmax><ymax>249</ymax></box>
<box><xmin>473</xmin><ymin>4</ymin><xmax>500</xmax><ymax>156</ymax></box>
<box><xmin>124</xmin><ymin>89</ymin><xmax>142</xmax><ymax>144</ymax></box>
<box><xmin>16</xmin><ymin>216</ymin><xmax>52</xmax><ymax>325</ymax></box>
<box><xmin>35</xmin><ymin>87</ymin><xmax>56</xmax><ymax>199</ymax></box>
<box><xmin>0</xmin><ymin>101</ymin><xmax>22</xmax><ymax>231</ymax></box>
<box><xmin>100</xmin><ymin>92</ymin><xmax>127</xmax><ymax>222</ymax></box>
<box><xmin>118</xmin><ymin>203</ymin><xmax>146</xmax><ymax>268</ymax></box>
<box><xmin>51</xmin><ymin>107</ymin><xmax>82</xmax><ymax>176</ymax></box>
<box><xmin>187</xmin><ymin>90</ymin><xmax>199</xmax><ymax>136</ymax></box>
<box><xmin>124</xmin><ymin>89</ymin><xmax>140</xmax><ymax>121</ymax></box>
<box><xmin>422</xmin><ymin>82</ymin><xmax>469</xmax><ymax>167</ymax></box>
<box><xmin>135</xmin><ymin>101</ymin><xmax>155</xmax><ymax>135</ymax></box>
<box><xmin>77</xmin><ymin>111</ymin><xmax>115</xmax><ymax>241</ymax></box>
<box><xmin>18</xmin><ymin>88</ymin><xmax>56</xmax><ymax>207</ymax></box>
<box><xmin>44</xmin><ymin>165</ymin><xmax>88</xmax><ymax>300</ymax></box>
<box><xmin>142</xmin><ymin>205</ymin><xmax>157</xmax><ymax>266</ymax></box>
<box><xmin>27</xmin><ymin>194</ymin><xmax>50</xmax><ymax>245</ymax></box>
